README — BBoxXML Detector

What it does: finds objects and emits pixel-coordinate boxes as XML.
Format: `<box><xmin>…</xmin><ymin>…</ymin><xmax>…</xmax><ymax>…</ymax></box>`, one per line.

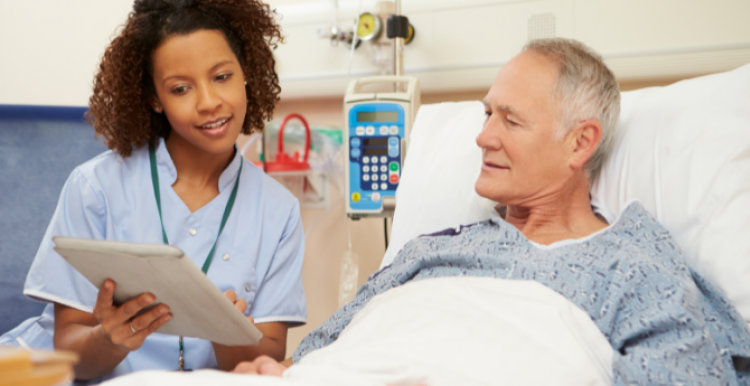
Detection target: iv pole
<box><xmin>393</xmin><ymin>0</ymin><xmax>404</xmax><ymax>77</ymax></box>
<box><xmin>390</xmin><ymin>0</ymin><xmax>407</xmax><ymax>91</ymax></box>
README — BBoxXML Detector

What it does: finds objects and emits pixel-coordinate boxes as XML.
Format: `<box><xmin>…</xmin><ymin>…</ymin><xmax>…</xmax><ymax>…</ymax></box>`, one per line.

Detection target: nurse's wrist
<box><xmin>92</xmin><ymin>324</ymin><xmax>130</xmax><ymax>356</ymax></box>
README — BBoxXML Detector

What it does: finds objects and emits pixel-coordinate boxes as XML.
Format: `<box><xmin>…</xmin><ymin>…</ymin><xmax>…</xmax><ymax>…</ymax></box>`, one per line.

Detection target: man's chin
<box><xmin>474</xmin><ymin>180</ymin><xmax>506</xmax><ymax>204</ymax></box>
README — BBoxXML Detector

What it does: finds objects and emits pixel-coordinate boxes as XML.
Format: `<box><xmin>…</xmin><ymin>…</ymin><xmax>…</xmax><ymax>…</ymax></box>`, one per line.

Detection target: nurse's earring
<box><xmin>153</xmin><ymin>105</ymin><xmax>162</xmax><ymax>113</ymax></box>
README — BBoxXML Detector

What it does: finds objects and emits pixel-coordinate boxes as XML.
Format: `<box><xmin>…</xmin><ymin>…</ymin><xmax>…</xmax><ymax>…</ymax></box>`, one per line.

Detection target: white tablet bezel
<box><xmin>53</xmin><ymin>237</ymin><xmax>262</xmax><ymax>346</ymax></box>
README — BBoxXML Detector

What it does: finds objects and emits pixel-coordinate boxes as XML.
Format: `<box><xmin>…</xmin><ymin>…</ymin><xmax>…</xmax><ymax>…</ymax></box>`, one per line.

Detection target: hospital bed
<box><xmin>16</xmin><ymin>62</ymin><xmax>750</xmax><ymax>385</ymax></box>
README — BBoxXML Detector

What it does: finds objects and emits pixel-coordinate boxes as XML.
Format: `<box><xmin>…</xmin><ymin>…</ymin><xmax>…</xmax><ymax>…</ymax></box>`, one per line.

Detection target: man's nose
<box><xmin>476</xmin><ymin>120</ymin><xmax>501</xmax><ymax>150</ymax></box>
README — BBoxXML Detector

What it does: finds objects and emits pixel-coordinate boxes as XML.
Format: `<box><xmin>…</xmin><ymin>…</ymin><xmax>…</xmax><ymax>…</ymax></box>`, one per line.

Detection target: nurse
<box><xmin>5</xmin><ymin>0</ymin><xmax>305</xmax><ymax>382</ymax></box>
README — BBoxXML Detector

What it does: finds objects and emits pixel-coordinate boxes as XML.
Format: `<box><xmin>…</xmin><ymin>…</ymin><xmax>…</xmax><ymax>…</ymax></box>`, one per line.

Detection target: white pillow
<box><xmin>591</xmin><ymin>63</ymin><xmax>750</xmax><ymax>326</ymax></box>
<box><xmin>381</xmin><ymin>102</ymin><xmax>496</xmax><ymax>269</ymax></box>
<box><xmin>384</xmin><ymin>63</ymin><xmax>750</xmax><ymax>327</ymax></box>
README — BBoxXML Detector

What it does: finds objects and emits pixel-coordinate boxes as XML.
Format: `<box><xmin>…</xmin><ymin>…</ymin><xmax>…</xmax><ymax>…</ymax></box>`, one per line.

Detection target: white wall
<box><xmin>0</xmin><ymin>0</ymin><xmax>134</xmax><ymax>106</ymax></box>
<box><xmin>1</xmin><ymin>0</ymin><xmax>749</xmax><ymax>105</ymax></box>
<box><xmin>273</xmin><ymin>0</ymin><xmax>750</xmax><ymax>98</ymax></box>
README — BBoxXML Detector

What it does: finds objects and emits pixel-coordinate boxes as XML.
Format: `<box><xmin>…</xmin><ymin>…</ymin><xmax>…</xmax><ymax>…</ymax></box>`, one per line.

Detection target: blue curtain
<box><xmin>0</xmin><ymin>105</ymin><xmax>107</xmax><ymax>334</ymax></box>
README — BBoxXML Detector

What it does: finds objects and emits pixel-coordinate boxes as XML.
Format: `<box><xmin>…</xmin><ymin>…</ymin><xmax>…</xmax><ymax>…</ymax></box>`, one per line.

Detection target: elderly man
<box><xmin>236</xmin><ymin>38</ymin><xmax>750</xmax><ymax>384</ymax></box>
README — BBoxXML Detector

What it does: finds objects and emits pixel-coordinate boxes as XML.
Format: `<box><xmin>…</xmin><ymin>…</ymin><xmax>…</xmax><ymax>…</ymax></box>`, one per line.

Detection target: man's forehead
<box><xmin>482</xmin><ymin>98</ymin><xmax>516</xmax><ymax>115</ymax></box>
<box><xmin>484</xmin><ymin>51</ymin><xmax>559</xmax><ymax>112</ymax></box>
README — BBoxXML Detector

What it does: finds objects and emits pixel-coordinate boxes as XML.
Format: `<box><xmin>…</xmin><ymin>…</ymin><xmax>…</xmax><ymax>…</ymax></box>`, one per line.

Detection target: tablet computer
<box><xmin>53</xmin><ymin>237</ymin><xmax>262</xmax><ymax>346</ymax></box>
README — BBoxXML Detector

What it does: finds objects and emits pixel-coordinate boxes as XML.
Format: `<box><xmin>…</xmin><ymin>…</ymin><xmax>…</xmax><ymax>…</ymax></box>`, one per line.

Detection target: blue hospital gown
<box><xmin>294</xmin><ymin>201</ymin><xmax>750</xmax><ymax>385</ymax></box>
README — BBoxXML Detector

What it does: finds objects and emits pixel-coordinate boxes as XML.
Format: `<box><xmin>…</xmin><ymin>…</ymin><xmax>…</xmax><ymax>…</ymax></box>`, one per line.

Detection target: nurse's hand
<box><xmin>214</xmin><ymin>291</ymin><xmax>286</xmax><ymax>371</ymax></box>
<box><xmin>224</xmin><ymin>289</ymin><xmax>255</xmax><ymax>324</ymax></box>
<box><xmin>93</xmin><ymin>279</ymin><xmax>173</xmax><ymax>352</ymax></box>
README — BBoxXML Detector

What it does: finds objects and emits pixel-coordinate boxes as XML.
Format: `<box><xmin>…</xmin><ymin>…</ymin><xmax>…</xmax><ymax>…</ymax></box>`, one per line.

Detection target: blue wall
<box><xmin>0</xmin><ymin>105</ymin><xmax>108</xmax><ymax>334</ymax></box>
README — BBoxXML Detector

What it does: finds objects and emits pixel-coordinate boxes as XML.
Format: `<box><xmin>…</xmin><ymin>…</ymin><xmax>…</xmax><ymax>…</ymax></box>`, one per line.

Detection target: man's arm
<box><xmin>609</xmin><ymin>267</ymin><xmax>738</xmax><ymax>385</ymax></box>
<box><xmin>233</xmin><ymin>355</ymin><xmax>288</xmax><ymax>375</ymax></box>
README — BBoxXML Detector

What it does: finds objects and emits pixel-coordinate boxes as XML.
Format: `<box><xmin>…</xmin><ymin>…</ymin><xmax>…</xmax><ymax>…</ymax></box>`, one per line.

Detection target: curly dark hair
<box><xmin>87</xmin><ymin>0</ymin><xmax>283</xmax><ymax>157</ymax></box>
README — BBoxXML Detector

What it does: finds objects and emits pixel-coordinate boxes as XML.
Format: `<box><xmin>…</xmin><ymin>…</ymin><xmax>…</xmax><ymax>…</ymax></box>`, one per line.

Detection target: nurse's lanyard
<box><xmin>148</xmin><ymin>143</ymin><xmax>242</xmax><ymax>371</ymax></box>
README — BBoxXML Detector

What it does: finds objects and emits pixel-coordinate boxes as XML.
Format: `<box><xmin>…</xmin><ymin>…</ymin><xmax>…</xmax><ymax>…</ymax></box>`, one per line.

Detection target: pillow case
<box><xmin>381</xmin><ymin>101</ymin><xmax>496</xmax><ymax>269</ymax></box>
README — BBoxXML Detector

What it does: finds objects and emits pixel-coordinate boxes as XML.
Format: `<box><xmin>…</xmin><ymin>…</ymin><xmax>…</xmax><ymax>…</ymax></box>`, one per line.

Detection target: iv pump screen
<box><xmin>357</xmin><ymin>111</ymin><xmax>398</xmax><ymax>122</ymax></box>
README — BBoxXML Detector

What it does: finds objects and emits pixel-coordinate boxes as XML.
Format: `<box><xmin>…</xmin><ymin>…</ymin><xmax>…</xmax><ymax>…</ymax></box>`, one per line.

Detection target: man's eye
<box><xmin>484</xmin><ymin>111</ymin><xmax>491</xmax><ymax>119</ymax></box>
<box><xmin>506</xmin><ymin>117</ymin><xmax>517</xmax><ymax>126</ymax></box>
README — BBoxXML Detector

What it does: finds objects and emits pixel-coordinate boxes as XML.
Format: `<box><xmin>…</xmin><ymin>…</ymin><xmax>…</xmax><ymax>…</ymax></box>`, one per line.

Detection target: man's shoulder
<box><xmin>418</xmin><ymin>220</ymin><xmax>494</xmax><ymax>239</ymax></box>
<box><xmin>598</xmin><ymin>202</ymin><xmax>697</xmax><ymax>292</ymax></box>
<box><xmin>606</xmin><ymin>201</ymin><xmax>686</xmax><ymax>268</ymax></box>
<box><xmin>409</xmin><ymin>220</ymin><xmax>506</xmax><ymax>249</ymax></box>
<box><xmin>394</xmin><ymin>219</ymin><xmax>517</xmax><ymax>261</ymax></box>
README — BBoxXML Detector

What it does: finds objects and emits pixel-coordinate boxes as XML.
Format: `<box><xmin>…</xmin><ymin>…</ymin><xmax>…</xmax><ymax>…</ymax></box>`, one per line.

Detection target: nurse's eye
<box><xmin>171</xmin><ymin>86</ymin><xmax>188</xmax><ymax>95</ymax></box>
<box><xmin>215</xmin><ymin>73</ymin><xmax>233</xmax><ymax>82</ymax></box>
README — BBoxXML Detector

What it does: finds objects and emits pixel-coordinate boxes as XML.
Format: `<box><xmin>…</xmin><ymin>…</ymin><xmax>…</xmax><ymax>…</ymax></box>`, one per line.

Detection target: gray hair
<box><xmin>522</xmin><ymin>38</ymin><xmax>620</xmax><ymax>181</ymax></box>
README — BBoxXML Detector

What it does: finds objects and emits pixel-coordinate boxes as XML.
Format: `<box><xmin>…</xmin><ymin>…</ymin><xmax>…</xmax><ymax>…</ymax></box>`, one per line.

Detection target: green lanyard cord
<box><xmin>149</xmin><ymin>145</ymin><xmax>170</xmax><ymax>245</ymax></box>
<box><xmin>148</xmin><ymin>142</ymin><xmax>242</xmax><ymax>369</ymax></box>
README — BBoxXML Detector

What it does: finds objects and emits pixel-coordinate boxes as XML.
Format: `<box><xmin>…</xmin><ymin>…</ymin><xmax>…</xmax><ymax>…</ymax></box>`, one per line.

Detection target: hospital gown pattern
<box><xmin>294</xmin><ymin>202</ymin><xmax>750</xmax><ymax>385</ymax></box>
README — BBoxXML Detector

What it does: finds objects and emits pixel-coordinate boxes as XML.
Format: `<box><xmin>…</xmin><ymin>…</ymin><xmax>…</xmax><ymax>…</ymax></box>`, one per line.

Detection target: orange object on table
<box><xmin>0</xmin><ymin>347</ymin><xmax>79</xmax><ymax>386</ymax></box>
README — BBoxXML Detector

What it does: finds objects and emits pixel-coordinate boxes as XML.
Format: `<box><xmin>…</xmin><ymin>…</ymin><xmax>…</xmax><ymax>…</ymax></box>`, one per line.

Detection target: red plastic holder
<box><xmin>260</xmin><ymin>113</ymin><xmax>312</xmax><ymax>173</ymax></box>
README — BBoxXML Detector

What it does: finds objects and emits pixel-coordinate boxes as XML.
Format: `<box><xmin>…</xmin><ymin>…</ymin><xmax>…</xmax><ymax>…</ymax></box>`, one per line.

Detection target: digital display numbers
<box><xmin>357</xmin><ymin>111</ymin><xmax>398</xmax><ymax>122</ymax></box>
<box><xmin>363</xmin><ymin>147</ymin><xmax>388</xmax><ymax>155</ymax></box>
<box><xmin>363</xmin><ymin>138</ymin><xmax>388</xmax><ymax>146</ymax></box>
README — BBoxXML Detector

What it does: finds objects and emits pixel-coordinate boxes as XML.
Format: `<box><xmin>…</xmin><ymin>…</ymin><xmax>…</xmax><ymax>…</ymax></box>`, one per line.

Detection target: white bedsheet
<box><xmin>104</xmin><ymin>277</ymin><xmax>613</xmax><ymax>386</ymax></box>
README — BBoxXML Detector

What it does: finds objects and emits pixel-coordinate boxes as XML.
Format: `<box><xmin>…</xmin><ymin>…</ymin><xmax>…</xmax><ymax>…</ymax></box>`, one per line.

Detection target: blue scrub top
<box><xmin>7</xmin><ymin>138</ymin><xmax>306</xmax><ymax>381</ymax></box>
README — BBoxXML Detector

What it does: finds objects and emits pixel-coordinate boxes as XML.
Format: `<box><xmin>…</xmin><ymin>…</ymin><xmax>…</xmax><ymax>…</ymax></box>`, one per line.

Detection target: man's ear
<box><xmin>568</xmin><ymin>120</ymin><xmax>602</xmax><ymax>170</ymax></box>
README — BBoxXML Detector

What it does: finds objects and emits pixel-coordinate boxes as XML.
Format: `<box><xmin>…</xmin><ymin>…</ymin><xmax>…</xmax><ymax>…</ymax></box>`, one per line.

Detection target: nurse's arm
<box><xmin>212</xmin><ymin>321</ymin><xmax>288</xmax><ymax>371</ymax></box>
<box><xmin>54</xmin><ymin>280</ymin><xmax>173</xmax><ymax>380</ymax></box>
<box><xmin>212</xmin><ymin>290</ymin><xmax>288</xmax><ymax>371</ymax></box>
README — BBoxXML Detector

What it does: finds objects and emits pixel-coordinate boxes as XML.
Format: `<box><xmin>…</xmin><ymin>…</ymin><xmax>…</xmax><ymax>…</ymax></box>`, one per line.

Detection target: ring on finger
<box><xmin>129</xmin><ymin>321</ymin><xmax>138</xmax><ymax>334</ymax></box>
